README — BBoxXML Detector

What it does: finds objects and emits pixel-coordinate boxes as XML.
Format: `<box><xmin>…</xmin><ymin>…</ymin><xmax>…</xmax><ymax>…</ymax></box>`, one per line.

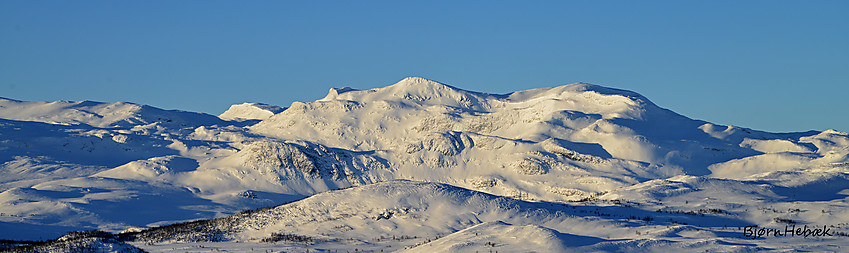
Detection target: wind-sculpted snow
<box><xmin>1</xmin><ymin>77</ymin><xmax>848</xmax><ymax>252</ymax></box>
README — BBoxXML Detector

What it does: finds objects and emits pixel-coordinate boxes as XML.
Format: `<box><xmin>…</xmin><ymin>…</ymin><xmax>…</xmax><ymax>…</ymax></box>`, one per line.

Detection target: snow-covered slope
<box><xmin>121</xmin><ymin>180</ymin><xmax>847</xmax><ymax>252</ymax></box>
<box><xmin>1</xmin><ymin>77</ymin><xmax>847</xmax><ymax>252</ymax></box>
<box><xmin>0</xmin><ymin>97</ymin><xmax>225</xmax><ymax>128</ymax></box>
<box><xmin>218</xmin><ymin>102</ymin><xmax>285</xmax><ymax>121</ymax></box>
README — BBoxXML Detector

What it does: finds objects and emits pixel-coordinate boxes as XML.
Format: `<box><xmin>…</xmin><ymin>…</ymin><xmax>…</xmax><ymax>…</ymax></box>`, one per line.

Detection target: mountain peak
<box><xmin>397</xmin><ymin>76</ymin><xmax>443</xmax><ymax>85</ymax></box>
<box><xmin>388</xmin><ymin>76</ymin><xmax>459</xmax><ymax>92</ymax></box>
<box><xmin>568</xmin><ymin>82</ymin><xmax>647</xmax><ymax>100</ymax></box>
<box><xmin>219</xmin><ymin>102</ymin><xmax>286</xmax><ymax>121</ymax></box>
<box><xmin>326</xmin><ymin>87</ymin><xmax>357</xmax><ymax>98</ymax></box>
<box><xmin>316</xmin><ymin>77</ymin><xmax>490</xmax><ymax>110</ymax></box>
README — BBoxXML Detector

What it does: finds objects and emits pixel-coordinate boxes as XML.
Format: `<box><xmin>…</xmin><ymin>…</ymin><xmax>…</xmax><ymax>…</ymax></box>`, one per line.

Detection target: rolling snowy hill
<box><xmin>1</xmin><ymin>77</ymin><xmax>847</xmax><ymax>252</ymax></box>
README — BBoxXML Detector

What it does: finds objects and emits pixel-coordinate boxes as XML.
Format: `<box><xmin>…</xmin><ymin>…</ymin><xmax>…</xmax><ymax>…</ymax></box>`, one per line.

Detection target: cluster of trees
<box><xmin>119</xmin><ymin>219</ymin><xmax>228</xmax><ymax>243</ymax></box>
<box><xmin>260</xmin><ymin>233</ymin><xmax>313</xmax><ymax>243</ymax></box>
<box><xmin>3</xmin><ymin>230</ymin><xmax>144</xmax><ymax>253</ymax></box>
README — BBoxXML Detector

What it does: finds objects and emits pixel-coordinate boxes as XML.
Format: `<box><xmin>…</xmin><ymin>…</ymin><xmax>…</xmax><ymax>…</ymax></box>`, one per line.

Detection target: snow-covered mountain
<box><xmin>218</xmin><ymin>102</ymin><xmax>285</xmax><ymax>121</ymax></box>
<box><xmin>1</xmin><ymin>77</ymin><xmax>848</xmax><ymax>252</ymax></box>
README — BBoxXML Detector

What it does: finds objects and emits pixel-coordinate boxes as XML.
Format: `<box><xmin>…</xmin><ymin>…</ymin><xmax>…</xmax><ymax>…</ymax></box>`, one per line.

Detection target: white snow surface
<box><xmin>218</xmin><ymin>102</ymin><xmax>285</xmax><ymax>121</ymax></box>
<box><xmin>1</xmin><ymin>77</ymin><xmax>847</xmax><ymax>252</ymax></box>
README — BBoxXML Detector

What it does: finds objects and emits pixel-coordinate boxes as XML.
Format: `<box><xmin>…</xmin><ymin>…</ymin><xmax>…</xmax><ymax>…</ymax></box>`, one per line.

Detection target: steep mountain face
<box><xmin>0</xmin><ymin>78</ymin><xmax>847</xmax><ymax>251</ymax></box>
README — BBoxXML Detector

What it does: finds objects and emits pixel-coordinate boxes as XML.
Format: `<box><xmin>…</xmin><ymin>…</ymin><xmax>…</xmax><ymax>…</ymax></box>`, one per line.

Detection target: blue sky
<box><xmin>1</xmin><ymin>1</ymin><xmax>847</xmax><ymax>132</ymax></box>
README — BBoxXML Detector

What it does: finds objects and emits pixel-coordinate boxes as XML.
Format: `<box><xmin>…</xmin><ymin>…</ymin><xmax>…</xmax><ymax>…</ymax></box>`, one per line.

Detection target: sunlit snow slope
<box><xmin>1</xmin><ymin>77</ymin><xmax>847</xmax><ymax>252</ymax></box>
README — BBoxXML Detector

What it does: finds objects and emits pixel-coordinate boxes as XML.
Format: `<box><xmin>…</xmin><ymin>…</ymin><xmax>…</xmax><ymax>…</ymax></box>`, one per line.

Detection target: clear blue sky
<box><xmin>2</xmin><ymin>1</ymin><xmax>847</xmax><ymax>132</ymax></box>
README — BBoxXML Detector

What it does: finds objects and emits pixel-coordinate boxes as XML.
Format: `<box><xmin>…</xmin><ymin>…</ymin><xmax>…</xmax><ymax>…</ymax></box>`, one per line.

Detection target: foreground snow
<box><xmin>10</xmin><ymin>180</ymin><xmax>847</xmax><ymax>252</ymax></box>
<box><xmin>1</xmin><ymin>77</ymin><xmax>847</xmax><ymax>252</ymax></box>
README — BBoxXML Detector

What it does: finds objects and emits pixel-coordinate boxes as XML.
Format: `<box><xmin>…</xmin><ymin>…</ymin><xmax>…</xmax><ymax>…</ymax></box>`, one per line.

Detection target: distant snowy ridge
<box><xmin>219</xmin><ymin>102</ymin><xmax>285</xmax><ymax>121</ymax></box>
<box><xmin>0</xmin><ymin>97</ymin><xmax>225</xmax><ymax>128</ymax></box>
